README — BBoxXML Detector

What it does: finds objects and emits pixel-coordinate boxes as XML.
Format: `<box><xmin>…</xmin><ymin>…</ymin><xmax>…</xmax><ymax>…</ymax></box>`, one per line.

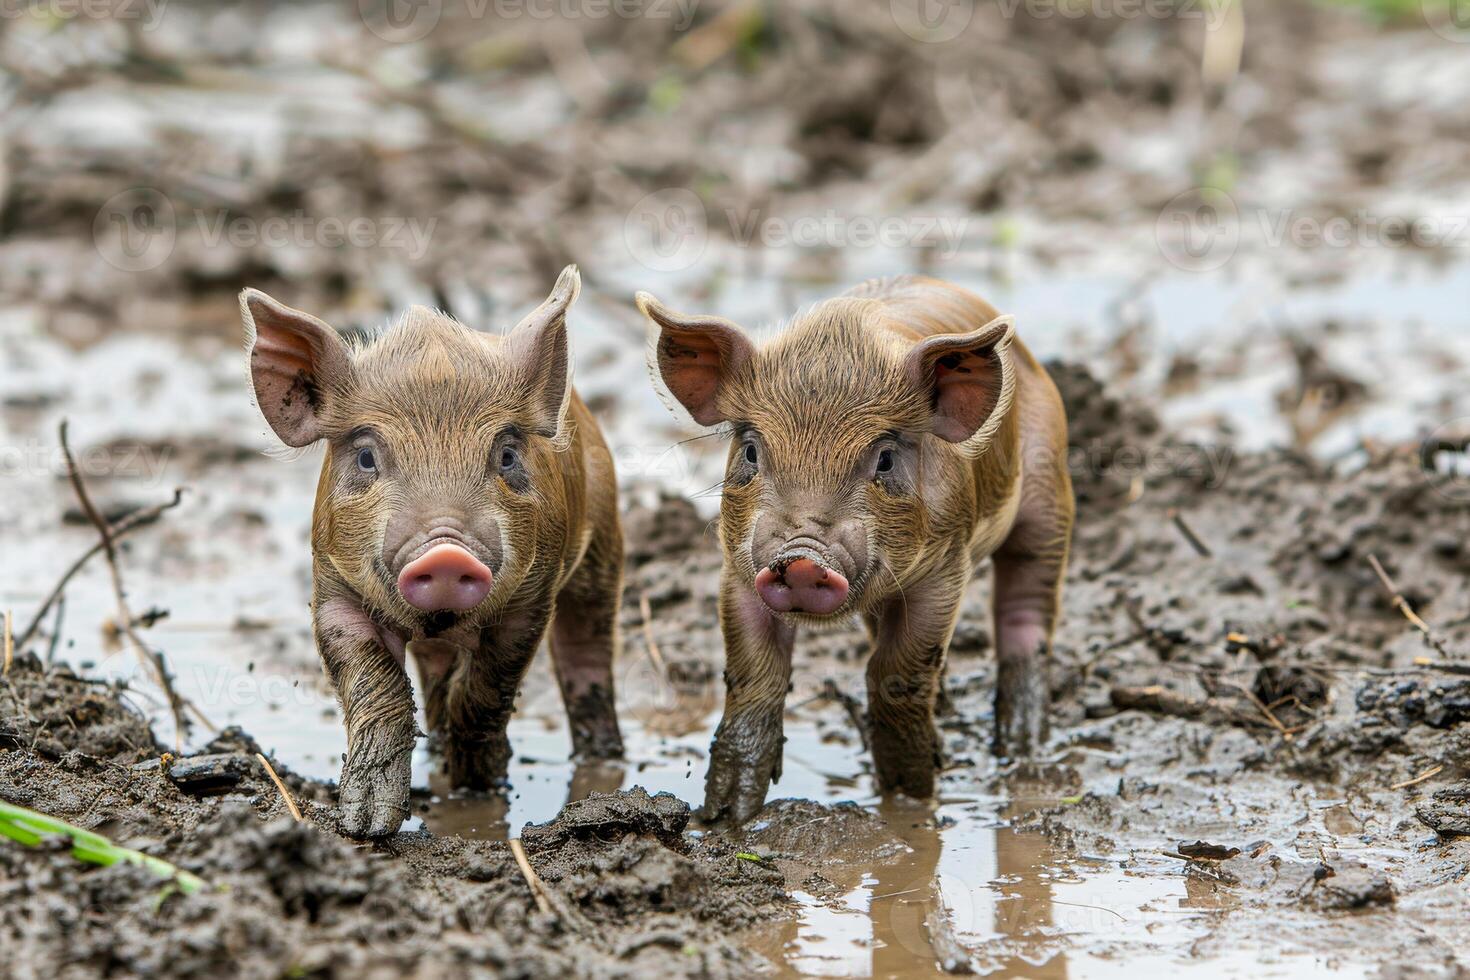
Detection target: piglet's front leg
<box><xmin>316</xmin><ymin>597</ymin><xmax>418</xmax><ymax>839</ymax></box>
<box><xmin>866</xmin><ymin>570</ymin><xmax>965</xmax><ymax>800</ymax></box>
<box><xmin>991</xmin><ymin>544</ymin><xmax>1066</xmax><ymax>758</ymax></box>
<box><xmin>432</xmin><ymin>607</ymin><xmax>548</xmax><ymax>790</ymax></box>
<box><xmin>701</xmin><ymin>578</ymin><xmax>794</xmax><ymax>828</ymax></box>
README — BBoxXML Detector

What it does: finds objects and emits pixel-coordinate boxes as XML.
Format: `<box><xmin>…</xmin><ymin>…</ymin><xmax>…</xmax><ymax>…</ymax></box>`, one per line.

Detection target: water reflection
<box><xmin>869</xmin><ymin>797</ymin><xmax>1070</xmax><ymax>978</ymax></box>
<box><xmin>987</xmin><ymin>819</ymin><xmax>1069</xmax><ymax>979</ymax></box>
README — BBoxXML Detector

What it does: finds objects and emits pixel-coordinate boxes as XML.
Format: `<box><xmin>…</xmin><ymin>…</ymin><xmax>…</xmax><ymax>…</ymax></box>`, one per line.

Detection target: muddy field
<box><xmin>5</xmin><ymin>0</ymin><xmax>1470</xmax><ymax>976</ymax></box>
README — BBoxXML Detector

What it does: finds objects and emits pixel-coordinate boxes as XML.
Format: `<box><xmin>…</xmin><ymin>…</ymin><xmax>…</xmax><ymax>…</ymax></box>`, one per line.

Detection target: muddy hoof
<box><xmin>443</xmin><ymin>734</ymin><xmax>513</xmax><ymax>792</ymax></box>
<box><xmin>567</xmin><ymin>698</ymin><xmax>625</xmax><ymax>762</ymax></box>
<box><xmin>698</xmin><ymin>786</ymin><xmax>770</xmax><ymax>829</ymax></box>
<box><xmin>339</xmin><ymin>753</ymin><xmax>411</xmax><ymax>839</ymax></box>
<box><xmin>991</xmin><ymin>659</ymin><xmax>1049</xmax><ymax>759</ymax></box>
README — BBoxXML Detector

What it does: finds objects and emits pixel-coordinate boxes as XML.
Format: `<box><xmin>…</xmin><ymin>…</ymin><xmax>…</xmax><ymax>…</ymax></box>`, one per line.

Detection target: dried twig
<box><xmin>508</xmin><ymin>838</ymin><xmax>554</xmax><ymax>917</ymax></box>
<box><xmin>58</xmin><ymin>421</ymin><xmax>205</xmax><ymax>748</ymax></box>
<box><xmin>1229</xmin><ymin>682</ymin><xmax>1295</xmax><ymax>741</ymax></box>
<box><xmin>1411</xmin><ymin>657</ymin><xmax>1470</xmax><ymax>677</ymax></box>
<box><xmin>670</xmin><ymin>0</ymin><xmax>762</xmax><ymax>71</ymax></box>
<box><xmin>256</xmin><ymin>753</ymin><xmax>304</xmax><ymax>822</ymax></box>
<box><xmin>1167</xmin><ymin>509</ymin><xmax>1213</xmax><ymax>558</ymax></box>
<box><xmin>45</xmin><ymin>597</ymin><xmax>65</xmax><ymax>665</ymax></box>
<box><xmin>820</xmin><ymin>679</ymin><xmax>869</xmax><ymax>752</ymax></box>
<box><xmin>638</xmin><ymin>591</ymin><xmax>668</xmax><ymax>679</ymax></box>
<box><xmin>1390</xmin><ymin>764</ymin><xmax>1444</xmax><ymax>791</ymax></box>
<box><xmin>1367</xmin><ymin>554</ymin><xmax>1453</xmax><ymax>659</ymax></box>
<box><xmin>15</xmin><ymin>488</ymin><xmax>185</xmax><ymax>651</ymax></box>
<box><xmin>1111</xmin><ymin>684</ymin><xmax>1277</xmax><ymax>732</ymax></box>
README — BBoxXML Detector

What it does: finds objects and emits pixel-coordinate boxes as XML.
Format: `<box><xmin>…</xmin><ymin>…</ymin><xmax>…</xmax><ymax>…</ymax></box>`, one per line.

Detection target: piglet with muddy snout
<box><xmin>639</xmin><ymin>275</ymin><xmax>1075</xmax><ymax>827</ymax></box>
<box><xmin>243</xmin><ymin>267</ymin><xmax>624</xmax><ymax>838</ymax></box>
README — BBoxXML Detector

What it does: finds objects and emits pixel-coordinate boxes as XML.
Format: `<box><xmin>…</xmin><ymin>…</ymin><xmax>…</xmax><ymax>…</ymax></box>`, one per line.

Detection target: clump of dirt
<box><xmin>0</xmin><ymin>654</ymin><xmax>159</xmax><ymax>763</ymax></box>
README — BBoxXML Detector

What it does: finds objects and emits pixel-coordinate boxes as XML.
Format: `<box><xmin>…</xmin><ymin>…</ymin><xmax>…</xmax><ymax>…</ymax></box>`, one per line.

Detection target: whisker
<box><xmin>671</xmin><ymin>428</ymin><xmax>731</xmax><ymax>447</ymax></box>
<box><xmin>691</xmin><ymin>475</ymin><xmax>731</xmax><ymax>499</ymax></box>
<box><xmin>644</xmin><ymin>428</ymin><xmax>731</xmax><ymax>471</ymax></box>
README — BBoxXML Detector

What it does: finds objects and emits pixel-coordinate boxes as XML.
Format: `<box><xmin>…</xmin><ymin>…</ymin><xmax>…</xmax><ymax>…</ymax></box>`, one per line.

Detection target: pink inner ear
<box><xmin>930</xmin><ymin>348</ymin><xmax>1000</xmax><ymax>443</ymax></box>
<box><xmin>247</xmin><ymin>301</ymin><xmax>335</xmax><ymax>447</ymax></box>
<box><xmin>659</xmin><ymin>331</ymin><xmax>727</xmax><ymax>425</ymax></box>
<box><xmin>253</xmin><ymin>326</ymin><xmax>315</xmax><ymax>377</ymax></box>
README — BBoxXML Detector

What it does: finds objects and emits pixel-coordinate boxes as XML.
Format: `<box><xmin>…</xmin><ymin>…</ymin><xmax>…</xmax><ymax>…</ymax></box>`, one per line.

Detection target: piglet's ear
<box><xmin>505</xmin><ymin>264</ymin><xmax>578</xmax><ymax>439</ymax></box>
<box><xmin>636</xmin><ymin>291</ymin><xmax>755</xmax><ymax>426</ymax></box>
<box><xmin>904</xmin><ymin>315</ymin><xmax>1016</xmax><ymax>446</ymax></box>
<box><xmin>241</xmin><ymin>288</ymin><xmax>353</xmax><ymax>447</ymax></box>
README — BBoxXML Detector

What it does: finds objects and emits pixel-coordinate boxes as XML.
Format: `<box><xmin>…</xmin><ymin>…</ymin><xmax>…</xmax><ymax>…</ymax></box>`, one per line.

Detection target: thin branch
<box><xmin>256</xmin><ymin>753</ymin><xmax>304</xmax><ymax>822</ymax></box>
<box><xmin>1367</xmin><ymin>553</ymin><xmax>1453</xmax><ymax>659</ymax></box>
<box><xmin>45</xmin><ymin>596</ymin><xmax>65</xmax><ymax>665</ymax></box>
<box><xmin>59</xmin><ymin>421</ymin><xmax>206</xmax><ymax>749</ymax></box>
<box><xmin>508</xmin><ymin>838</ymin><xmax>554</xmax><ymax>917</ymax></box>
<box><xmin>1390</xmin><ymin>764</ymin><xmax>1444</xmax><ymax>791</ymax></box>
<box><xmin>1167</xmin><ymin>509</ymin><xmax>1213</xmax><ymax>558</ymax></box>
<box><xmin>1231</xmin><ymin>682</ymin><xmax>1295</xmax><ymax>741</ymax></box>
<box><xmin>637</xmin><ymin>591</ymin><xmax>668</xmax><ymax>680</ymax></box>
<box><xmin>15</xmin><ymin>488</ymin><xmax>185</xmax><ymax>651</ymax></box>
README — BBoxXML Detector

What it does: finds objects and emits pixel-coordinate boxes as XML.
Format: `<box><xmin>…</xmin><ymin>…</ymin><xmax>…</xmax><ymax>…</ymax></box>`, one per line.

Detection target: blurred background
<box><xmin>2</xmin><ymin>0</ymin><xmax>1469</xmax><ymax>971</ymax></box>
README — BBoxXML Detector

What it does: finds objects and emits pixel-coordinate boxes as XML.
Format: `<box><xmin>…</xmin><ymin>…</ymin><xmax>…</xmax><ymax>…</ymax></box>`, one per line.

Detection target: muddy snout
<box><xmin>397</xmin><ymin>543</ymin><xmax>493</xmax><ymax>612</ymax></box>
<box><xmin>754</xmin><ymin>553</ymin><xmax>850</xmax><ymax>615</ymax></box>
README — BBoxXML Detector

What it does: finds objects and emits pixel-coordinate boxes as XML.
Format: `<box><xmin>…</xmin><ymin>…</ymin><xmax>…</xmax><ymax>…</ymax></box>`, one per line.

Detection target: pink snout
<box><xmin>396</xmin><ymin>543</ymin><xmax>493</xmax><ymax>612</ymax></box>
<box><xmin>754</xmin><ymin>558</ymin><xmax>850</xmax><ymax>615</ymax></box>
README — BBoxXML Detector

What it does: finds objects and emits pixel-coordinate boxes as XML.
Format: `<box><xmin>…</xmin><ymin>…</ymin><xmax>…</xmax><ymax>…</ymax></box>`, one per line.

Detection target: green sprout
<box><xmin>0</xmin><ymin>801</ymin><xmax>206</xmax><ymax>895</ymax></box>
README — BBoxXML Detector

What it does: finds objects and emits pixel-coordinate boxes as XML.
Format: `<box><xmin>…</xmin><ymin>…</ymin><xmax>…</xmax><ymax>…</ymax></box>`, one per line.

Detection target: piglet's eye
<box><xmin>356</xmin><ymin>448</ymin><xmax>377</xmax><ymax>473</ymax></box>
<box><xmin>876</xmin><ymin>449</ymin><xmax>894</xmax><ymax>474</ymax></box>
<box><xmin>744</xmin><ymin>443</ymin><xmax>758</xmax><ymax>466</ymax></box>
<box><xmin>500</xmin><ymin>447</ymin><xmax>519</xmax><ymax>471</ymax></box>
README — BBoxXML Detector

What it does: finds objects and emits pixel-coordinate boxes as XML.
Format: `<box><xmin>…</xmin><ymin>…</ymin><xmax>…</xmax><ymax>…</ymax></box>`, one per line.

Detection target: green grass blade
<box><xmin>0</xmin><ymin>801</ymin><xmax>206</xmax><ymax>894</ymax></box>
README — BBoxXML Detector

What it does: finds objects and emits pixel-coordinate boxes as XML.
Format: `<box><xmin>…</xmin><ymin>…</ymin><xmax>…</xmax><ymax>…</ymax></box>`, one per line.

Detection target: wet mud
<box><xmin>5</xmin><ymin>0</ymin><xmax>1470</xmax><ymax>975</ymax></box>
<box><xmin>6</xmin><ymin>363</ymin><xmax>1470</xmax><ymax>976</ymax></box>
